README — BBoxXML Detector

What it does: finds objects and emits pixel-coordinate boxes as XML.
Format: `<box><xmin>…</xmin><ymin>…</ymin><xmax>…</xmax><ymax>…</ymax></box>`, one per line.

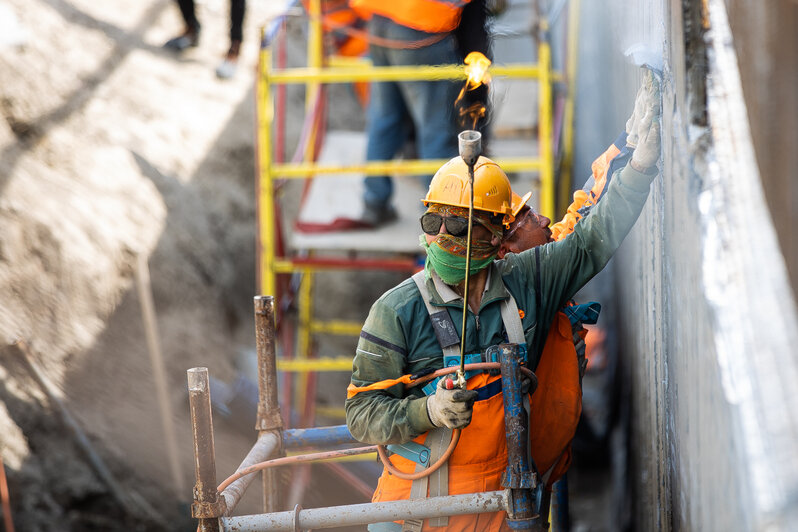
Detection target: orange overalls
<box><xmin>367</xmin><ymin>136</ymin><xmax>632</xmax><ymax>531</ymax></box>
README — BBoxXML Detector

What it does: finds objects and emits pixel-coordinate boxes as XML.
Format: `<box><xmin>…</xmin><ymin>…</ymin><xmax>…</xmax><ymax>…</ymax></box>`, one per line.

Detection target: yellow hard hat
<box><xmin>511</xmin><ymin>190</ymin><xmax>533</xmax><ymax>217</ymax></box>
<box><xmin>423</xmin><ymin>156</ymin><xmax>515</xmax><ymax>225</ymax></box>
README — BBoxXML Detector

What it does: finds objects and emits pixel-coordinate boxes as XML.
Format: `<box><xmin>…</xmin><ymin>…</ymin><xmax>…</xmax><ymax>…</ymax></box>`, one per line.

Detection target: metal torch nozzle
<box><xmin>458</xmin><ymin>130</ymin><xmax>482</xmax><ymax>167</ymax></box>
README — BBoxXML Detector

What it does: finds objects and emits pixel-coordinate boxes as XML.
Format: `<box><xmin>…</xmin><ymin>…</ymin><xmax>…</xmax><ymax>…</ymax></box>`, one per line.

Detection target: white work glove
<box><xmin>426</xmin><ymin>378</ymin><xmax>479</xmax><ymax>429</ymax></box>
<box><xmin>625</xmin><ymin>75</ymin><xmax>649</xmax><ymax>148</ymax></box>
<box><xmin>629</xmin><ymin>69</ymin><xmax>662</xmax><ymax>171</ymax></box>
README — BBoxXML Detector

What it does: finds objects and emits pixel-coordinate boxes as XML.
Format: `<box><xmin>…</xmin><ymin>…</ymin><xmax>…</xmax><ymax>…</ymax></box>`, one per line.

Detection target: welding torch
<box><xmin>447</xmin><ymin>130</ymin><xmax>482</xmax><ymax>390</ymax></box>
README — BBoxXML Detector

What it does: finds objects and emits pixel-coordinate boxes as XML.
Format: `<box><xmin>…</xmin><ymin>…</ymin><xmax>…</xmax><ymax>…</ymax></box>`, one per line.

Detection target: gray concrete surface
<box><xmin>573</xmin><ymin>0</ymin><xmax>798</xmax><ymax>530</ymax></box>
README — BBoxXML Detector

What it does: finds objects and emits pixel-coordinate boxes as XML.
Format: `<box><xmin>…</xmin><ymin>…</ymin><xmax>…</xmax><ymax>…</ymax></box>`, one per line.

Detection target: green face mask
<box><xmin>419</xmin><ymin>235</ymin><xmax>498</xmax><ymax>285</ymax></box>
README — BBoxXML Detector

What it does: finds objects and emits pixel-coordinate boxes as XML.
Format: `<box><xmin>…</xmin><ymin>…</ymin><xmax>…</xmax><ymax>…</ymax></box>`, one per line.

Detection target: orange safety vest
<box><xmin>527</xmin><ymin>310</ymin><xmax>584</xmax><ymax>483</ymax></box>
<box><xmin>350</xmin><ymin>0</ymin><xmax>471</xmax><ymax>34</ymax></box>
<box><xmin>302</xmin><ymin>0</ymin><xmax>369</xmax><ymax>57</ymax></box>
<box><xmin>370</xmin><ymin>139</ymin><xmax>632</xmax><ymax>530</ymax></box>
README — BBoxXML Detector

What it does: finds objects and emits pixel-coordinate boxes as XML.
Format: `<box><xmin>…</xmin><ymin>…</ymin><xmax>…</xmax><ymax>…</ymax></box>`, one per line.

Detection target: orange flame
<box><xmin>464</xmin><ymin>51</ymin><xmax>492</xmax><ymax>89</ymax></box>
<box><xmin>455</xmin><ymin>51</ymin><xmax>492</xmax><ymax>129</ymax></box>
<box><xmin>459</xmin><ymin>103</ymin><xmax>486</xmax><ymax>129</ymax></box>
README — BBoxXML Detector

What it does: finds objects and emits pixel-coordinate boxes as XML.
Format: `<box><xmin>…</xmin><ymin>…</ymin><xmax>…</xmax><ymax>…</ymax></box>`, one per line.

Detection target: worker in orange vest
<box><xmin>347</xmin><ymin>71</ymin><xmax>661</xmax><ymax>531</ymax></box>
<box><xmin>349</xmin><ymin>0</ymin><xmax>474</xmax><ymax>226</ymax></box>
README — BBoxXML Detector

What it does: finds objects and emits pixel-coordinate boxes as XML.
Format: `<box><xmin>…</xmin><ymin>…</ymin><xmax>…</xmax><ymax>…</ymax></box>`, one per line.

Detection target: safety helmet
<box><xmin>511</xmin><ymin>190</ymin><xmax>533</xmax><ymax>218</ymax></box>
<box><xmin>423</xmin><ymin>156</ymin><xmax>515</xmax><ymax>226</ymax></box>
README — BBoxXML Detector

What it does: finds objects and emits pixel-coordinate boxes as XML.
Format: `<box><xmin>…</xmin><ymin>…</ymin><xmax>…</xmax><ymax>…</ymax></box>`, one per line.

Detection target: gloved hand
<box><xmin>426</xmin><ymin>378</ymin><xmax>479</xmax><ymax>429</ymax></box>
<box><xmin>520</xmin><ymin>372</ymin><xmax>538</xmax><ymax>395</ymax></box>
<box><xmin>625</xmin><ymin>77</ymin><xmax>649</xmax><ymax>148</ymax></box>
<box><xmin>630</xmin><ymin>69</ymin><xmax>662</xmax><ymax>171</ymax></box>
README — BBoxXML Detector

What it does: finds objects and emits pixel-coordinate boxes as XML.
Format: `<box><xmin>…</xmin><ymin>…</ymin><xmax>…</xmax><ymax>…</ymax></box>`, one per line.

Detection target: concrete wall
<box><xmin>573</xmin><ymin>0</ymin><xmax>798</xmax><ymax>529</ymax></box>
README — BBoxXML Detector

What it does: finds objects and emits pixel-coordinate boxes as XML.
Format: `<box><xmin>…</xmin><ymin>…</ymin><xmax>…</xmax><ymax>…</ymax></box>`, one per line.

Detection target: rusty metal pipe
<box><xmin>253</xmin><ymin>295</ymin><xmax>284</xmax><ymax>513</ymax></box>
<box><xmin>254</xmin><ymin>296</ymin><xmax>283</xmax><ymax>432</ymax></box>
<box><xmin>219</xmin><ymin>431</ymin><xmax>280</xmax><ymax>516</ymax></box>
<box><xmin>188</xmin><ymin>368</ymin><xmax>226</xmax><ymax>531</ymax></box>
<box><xmin>262</xmin><ymin>457</ymin><xmax>280</xmax><ymax>514</ymax></box>
<box><xmin>220</xmin><ymin>490</ymin><xmax>511</xmax><ymax>531</ymax></box>
<box><xmin>499</xmin><ymin>344</ymin><xmax>538</xmax><ymax>531</ymax></box>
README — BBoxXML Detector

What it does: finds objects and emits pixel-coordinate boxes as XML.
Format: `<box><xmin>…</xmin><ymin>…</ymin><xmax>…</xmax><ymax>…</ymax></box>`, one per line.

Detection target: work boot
<box><xmin>163</xmin><ymin>28</ymin><xmax>200</xmax><ymax>52</ymax></box>
<box><xmin>215</xmin><ymin>40</ymin><xmax>241</xmax><ymax>79</ymax></box>
<box><xmin>361</xmin><ymin>202</ymin><xmax>398</xmax><ymax>228</ymax></box>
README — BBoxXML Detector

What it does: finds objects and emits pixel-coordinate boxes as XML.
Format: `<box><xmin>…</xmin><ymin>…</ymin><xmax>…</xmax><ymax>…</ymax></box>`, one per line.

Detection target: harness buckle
<box><xmin>401</xmin><ymin>518</ymin><xmax>424</xmax><ymax>532</ymax></box>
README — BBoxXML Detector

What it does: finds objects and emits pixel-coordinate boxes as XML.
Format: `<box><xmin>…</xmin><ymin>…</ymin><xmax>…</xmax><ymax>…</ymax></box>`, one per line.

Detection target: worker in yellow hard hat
<box><xmin>346</xmin><ymin>72</ymin><xmax>661</xmax><ymax>531</ymax></box>
<box><xmin>418</xmin><ymin>156</ymin><xmax>514</xmax><ymax>294</ymax></box>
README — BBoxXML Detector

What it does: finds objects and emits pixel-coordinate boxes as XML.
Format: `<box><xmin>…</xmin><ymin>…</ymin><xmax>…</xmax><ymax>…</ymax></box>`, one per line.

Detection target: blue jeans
<box><xmin>363</xmin><ymin>16</ymin><xmax>461</xmax><ymax>209</ymax></box>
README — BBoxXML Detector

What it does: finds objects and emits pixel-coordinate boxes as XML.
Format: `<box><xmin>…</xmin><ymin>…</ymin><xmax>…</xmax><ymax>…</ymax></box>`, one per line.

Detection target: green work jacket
<box><xmin>345</xmin><ymin>163</ymin><xmax>655</xmax><ymax>445</ymax></box>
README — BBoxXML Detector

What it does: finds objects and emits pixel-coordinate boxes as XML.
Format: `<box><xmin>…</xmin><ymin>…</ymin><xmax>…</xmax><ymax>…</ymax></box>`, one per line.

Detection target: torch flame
<box><xmin>464</xmin><ymin>51</ymin><xmax>492</xmax><ymax>89</ymax></box>
<box><xmin>455</xmin><ymin>51</ymin><xmax>492</xmax><ymax>129</ymax></box>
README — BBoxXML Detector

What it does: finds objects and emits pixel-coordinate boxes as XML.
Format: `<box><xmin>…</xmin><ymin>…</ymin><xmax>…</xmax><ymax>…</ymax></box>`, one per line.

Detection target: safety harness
<box><xmin>400</xmin><ymin>269</ymin><xmax>527</xmax><ymax>532</ymax></box>
<box><xmin>368</xmin><ymin>253</ymin><xmax>600</xmax><ymax>532</ymax></box>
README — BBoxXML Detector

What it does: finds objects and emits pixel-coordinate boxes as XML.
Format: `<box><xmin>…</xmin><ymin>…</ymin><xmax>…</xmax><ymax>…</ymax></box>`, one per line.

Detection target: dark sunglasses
<box><xmin>420</xmin><ymin>212</ymin><xmax>469</xmax><ymax>237</ymax></box>
<box><xmin>420</xmin><ymin>212</ymin><xmax>505</xmax><ymax>238</ymax></box>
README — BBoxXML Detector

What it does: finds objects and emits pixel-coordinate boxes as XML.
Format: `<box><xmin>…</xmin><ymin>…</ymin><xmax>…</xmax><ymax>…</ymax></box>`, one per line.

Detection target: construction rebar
<box><xmin>188</xmin><ymin>367</ymin><xmax>226</xmax><ymax>531</ymax></box>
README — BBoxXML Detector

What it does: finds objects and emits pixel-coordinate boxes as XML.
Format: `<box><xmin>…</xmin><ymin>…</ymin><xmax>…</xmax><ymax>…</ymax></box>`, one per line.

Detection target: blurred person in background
<box><xmin>163</xmin><ymin>0</ymin><xmax>246</xmax><ymax>79</ymax></box>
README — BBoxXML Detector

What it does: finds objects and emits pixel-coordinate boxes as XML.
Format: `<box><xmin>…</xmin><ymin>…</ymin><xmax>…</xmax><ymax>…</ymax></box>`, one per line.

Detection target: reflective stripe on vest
<box><xmin>350</xmin><ymin>0</ymin><xmax>468</xmax><ymax>33</ymax></box>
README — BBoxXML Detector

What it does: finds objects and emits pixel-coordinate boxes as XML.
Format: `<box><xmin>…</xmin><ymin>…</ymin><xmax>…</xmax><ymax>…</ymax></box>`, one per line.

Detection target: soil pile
<box><xmin>0</xmin><ymin>0</ymin><xmax>293</xmax><ymax>529</ymax></box>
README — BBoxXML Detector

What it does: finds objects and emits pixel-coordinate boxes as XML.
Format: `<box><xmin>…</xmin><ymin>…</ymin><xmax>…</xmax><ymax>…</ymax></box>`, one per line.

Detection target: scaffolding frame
<box><xmin>256</xmin><ymin>3</ymin><xmax>573</xmax><ymax>399</ymax></box>
<box><xmin>187</xmin><ymin>296</ymin><xmax>567</xmax><ymax>531</ymax></box>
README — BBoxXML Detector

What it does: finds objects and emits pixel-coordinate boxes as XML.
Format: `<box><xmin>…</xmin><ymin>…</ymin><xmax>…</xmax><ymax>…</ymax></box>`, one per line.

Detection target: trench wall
<box><xmin>572</xmin><ymin>0</ymin><xmax>798</xmax><ymax>529</ymax></box>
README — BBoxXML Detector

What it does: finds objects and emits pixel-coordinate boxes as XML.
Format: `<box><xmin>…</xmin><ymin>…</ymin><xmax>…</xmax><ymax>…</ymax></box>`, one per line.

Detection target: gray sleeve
<box><xmin>516</xmin><ymin>162</ymin><xmax>655</xmax><ymax>339</ymax></box>
<box><xmin>345</xmin><ymin>299</ymin><xmax>436</xmax><ymax>444</ymax></box>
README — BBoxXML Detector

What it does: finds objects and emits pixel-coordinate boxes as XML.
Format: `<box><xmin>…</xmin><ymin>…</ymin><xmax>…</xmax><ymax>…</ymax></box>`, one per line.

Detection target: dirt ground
<box><xmin>0</xmin><ymin>0</ymin><xmax>302</xmax><ymax>529</ymax></box>
<box><xmin>0</xmin><ymin>1</ymin><xmax>615</xmax><ymax>530</ymax></box>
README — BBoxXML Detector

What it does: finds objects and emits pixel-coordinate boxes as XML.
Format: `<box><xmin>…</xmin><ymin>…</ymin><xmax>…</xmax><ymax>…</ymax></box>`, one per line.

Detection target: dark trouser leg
<box><xmin>362</xmin><ymin>18</ymin><xmax>412</xmax><ymax>209</ymax></box>
<box><xmin>229</xmin><ymin>0</ymin><xmax>246</xmax><ymax>45</ymax></box>
<box><xmin>177</xmin><ymin>0</ymin><xmax>200</xmax><ymax>32</ymax></box>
